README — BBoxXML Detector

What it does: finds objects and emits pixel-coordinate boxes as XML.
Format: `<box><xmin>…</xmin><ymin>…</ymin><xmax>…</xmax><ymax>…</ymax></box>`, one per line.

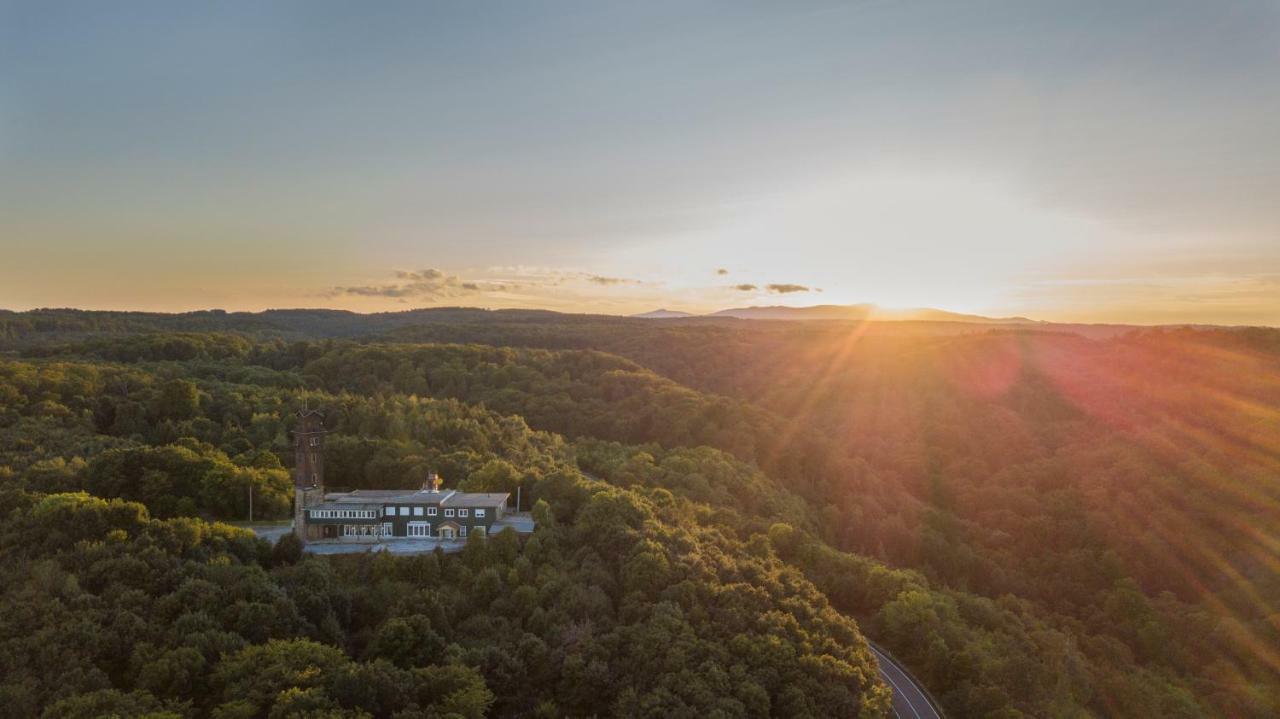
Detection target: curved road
<box><xmin>868</xmin><ymin>643</ymin><xmax>943</xmax><ymax>719</ymax></box>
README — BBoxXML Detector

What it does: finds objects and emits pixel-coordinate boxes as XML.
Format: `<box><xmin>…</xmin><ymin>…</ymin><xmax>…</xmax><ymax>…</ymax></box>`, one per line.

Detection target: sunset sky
<box><xmin>2</xmin><ymin>1</ymin><xmax>1278</xmax><ymax>324</ymax></box>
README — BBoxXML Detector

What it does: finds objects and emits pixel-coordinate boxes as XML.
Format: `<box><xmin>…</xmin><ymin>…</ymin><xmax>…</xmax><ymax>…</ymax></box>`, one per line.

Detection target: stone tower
<box><xmin>291</xmin><ymin>406</ymin><xmax>328</xmax><ymax>542</ymax></box>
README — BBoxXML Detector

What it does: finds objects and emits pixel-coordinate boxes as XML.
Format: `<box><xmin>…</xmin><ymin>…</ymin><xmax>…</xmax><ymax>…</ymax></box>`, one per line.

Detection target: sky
<box><xmin>2</xmin><ymin>0</ymin><xmax>1278</xmax><ymax>324</ymax></box>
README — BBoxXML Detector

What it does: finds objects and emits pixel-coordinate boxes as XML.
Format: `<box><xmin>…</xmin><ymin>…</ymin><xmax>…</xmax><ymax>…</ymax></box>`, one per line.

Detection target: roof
<box><xmin>442</xmin><ymin>493</ymin><xmax>511</xmax><ymax>508</ymax></box>
<box><xmin>311</xmin><ymin>501</ymin><xmax>382</xmax><ymax>511</ymax></box>
<box><xmin>323</xmin><ymin>489</ymin><xmax>510</xmax><ymax>507</ymax></box>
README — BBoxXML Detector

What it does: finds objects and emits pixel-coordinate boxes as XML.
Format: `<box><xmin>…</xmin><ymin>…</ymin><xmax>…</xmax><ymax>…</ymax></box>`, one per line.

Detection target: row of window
<box><xmin>312</xmin><ymin>509</ymin><xmax>376</xmax><ymax>519</ymax></box>
<box><xmin>339</xmin><ymin>522</ymin><xmax>476</xmax><ymax>539</ymax></box>
<box><xmin>383</xmin><ymin>505</ymin><xmax>484</xmax><ymax>518</ymax></box>
<box><xmin>312</xmin><ymin>507</ymin><xmax>487</xmax><ymax>521</ymax></box>
<box><xmin>342</xmin><ymin>524</ymin><xmax>380</xmax><ymax>537</ymax></box>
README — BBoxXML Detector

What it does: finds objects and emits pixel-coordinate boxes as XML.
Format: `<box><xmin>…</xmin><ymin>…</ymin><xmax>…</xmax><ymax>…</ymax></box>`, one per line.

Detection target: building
<box><xmin>291</xmin><ymin>408</ymin><xmax>512</xmax><ymax>543</ymax></box>
<box><xmin>301</xmin><ymin>487</ymin><xmax>510</xmax><ymax>541</ymax></box>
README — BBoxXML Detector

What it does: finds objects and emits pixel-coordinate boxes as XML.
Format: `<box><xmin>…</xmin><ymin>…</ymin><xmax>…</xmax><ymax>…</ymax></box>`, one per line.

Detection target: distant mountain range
<box><xmin>631</xmin><ymin>309</ymin><xmax>697</xmax><ymax>319</ymax></box>
<box><xmin>632</xmin><ymin>304</ymin><xmax>1039</xmax><ymax>324</ymax></box>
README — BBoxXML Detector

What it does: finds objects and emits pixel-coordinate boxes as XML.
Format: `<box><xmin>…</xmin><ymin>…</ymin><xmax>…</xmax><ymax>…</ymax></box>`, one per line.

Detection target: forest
<box><xmin>1</xmin><ymin>308</ymin><xmax>1278</xmax><ymax>717</ymax></box>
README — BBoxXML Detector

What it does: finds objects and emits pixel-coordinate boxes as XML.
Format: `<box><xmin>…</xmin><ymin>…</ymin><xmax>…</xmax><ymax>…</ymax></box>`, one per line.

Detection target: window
<box><xmin>384</xmin><ymin>506</ymin><xmax>393</xmax><ymax>516</ymax></box>
<box><xmin>408</xmin><ymin>522</ymin><xmax>430</xmax><ymax>538</ymax></box>
<box><xmin>399</xmin><ymin>506</ymin><xmax>410</xmax><ymax>516</ymax></box>
<box><xmin>444</xmin><ymin>508</ymin><xmax>455</xmax><ymax>517</ymax></box>
<box><xmin>475</xmin><ymin>509</ymin><xmax>485</xmax><ymax>518</ymax></box>
<box><xmin>460</xmin><ymin>526</ymin><xmax>468</xmax><ymax>537</ymax></box>
<box><xmin>459</xmin><ymin>508</ymin><xmax>469</xmax><ymax>518</ymax></box>
<box><xmin>427</xmin><ymin>506</ymin><xmax>437</xmax><ymax>516</ymax></box>
<box><xmin>311</xmin><ymin>473</ymin><xmax>318</xmax><ymax>484</ymax></box>
<box><xmin>413</xmin><ymin>506</ymin><xmax>423</xmax><ymax>516</ymax></box>
<box><xmin>310</xmin><ymin>437</ymin><xmax>319</xmax><ymax>447</ymax></box>
<box><xmin>310</xmin><ymin>453</ymin><xmax>316</xmax><ymax>464</ymax></box>
<box><xmin>381</xmin><ymin>522</ymin><xmax>393</xmax><ymax>537</ymax></box>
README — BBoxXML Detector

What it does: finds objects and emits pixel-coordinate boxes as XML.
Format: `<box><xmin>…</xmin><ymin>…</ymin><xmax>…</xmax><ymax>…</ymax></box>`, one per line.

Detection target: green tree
<box><xmin>153</xmin><ymin>379</ymin><xmax>199</xmax><ymax>421</ymax></box>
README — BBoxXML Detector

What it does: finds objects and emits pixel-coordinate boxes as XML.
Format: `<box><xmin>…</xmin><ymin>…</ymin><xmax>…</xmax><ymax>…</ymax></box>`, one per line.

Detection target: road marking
<box><xmin>870</xmin><ymin>646</ymin><xmax>931</xmax><ymax>719</ymax></box>
<box><xmin>878</xmin><ymin>666</ymin><xmax>924</xmax><ymax>719</ymax></box>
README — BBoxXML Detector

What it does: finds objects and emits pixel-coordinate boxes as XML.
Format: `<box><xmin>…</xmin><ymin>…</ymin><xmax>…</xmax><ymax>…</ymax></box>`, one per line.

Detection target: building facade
<box><xmin>301</xmin><ymin>488</ymin><xmax>509</xmax><ymax>541</ymax></box>
<box><xmin>291</xmin><ymin>408</ymin><xmax>511</xmax><ymax>543</ymax></box>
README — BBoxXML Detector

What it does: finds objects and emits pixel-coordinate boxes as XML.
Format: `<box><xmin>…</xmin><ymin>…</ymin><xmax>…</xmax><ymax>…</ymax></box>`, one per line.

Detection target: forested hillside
<box><xmin>0</xmin><ymin>357</ymin><xmax>893</xmax><ymax>717</ymax></box>
<box><xmin>2</xmin><ymin>309</ymin><xmax>1278</xmax><ymax>716</ymax></box>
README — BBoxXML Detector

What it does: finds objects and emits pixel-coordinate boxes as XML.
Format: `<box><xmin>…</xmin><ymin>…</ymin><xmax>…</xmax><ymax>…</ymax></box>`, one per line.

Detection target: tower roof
<box><xmin>292</xmin><ymin>405</ymin><xmax>328</xmax><ymax>435</ymax></box>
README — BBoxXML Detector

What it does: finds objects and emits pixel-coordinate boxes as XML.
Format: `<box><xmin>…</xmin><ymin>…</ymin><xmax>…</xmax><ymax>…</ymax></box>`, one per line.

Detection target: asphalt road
<box><xmin>869</xmin><ymin>643</ymin><xmax>943</xmax><ymax>719</ymax></box>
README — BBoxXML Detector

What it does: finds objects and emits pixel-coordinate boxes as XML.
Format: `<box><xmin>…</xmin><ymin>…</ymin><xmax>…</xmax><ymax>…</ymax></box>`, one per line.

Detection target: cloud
<box><xmin>716</xmin><ymin>268</ymin><xmax>729</xmax><ymax>275</ymax></box>
<box><xmin>766</xmin><ymin>283</ymin><xmax>810</xmax><ymax>294</ymax></box>
<box><xmin>324</xmin><ymin>266</ymin><xmax>670</xmax><ymax>310</ymax></box>
<box><xmin>395</xmin><ymin>269</ymin><xmax>446</xmax><ymax>281</ymax></box>
<box><xmin>585</xmin><ymin>274</ymin><xmax>643</xmax><ymax>286</ymax></box>
<box><xmin>329</xmin><ymin>268</ymin><xmax>478</xmax><ymax>299</ymax></box>
<box><xmin>334</xmin><ymin>286</ymin><xmax>402</xmax><ymax>297</ymax></box>
<box><xmin>730</xmin><ymin>282</ymin><xmax>813</xmax><ymax>293</ymax></box>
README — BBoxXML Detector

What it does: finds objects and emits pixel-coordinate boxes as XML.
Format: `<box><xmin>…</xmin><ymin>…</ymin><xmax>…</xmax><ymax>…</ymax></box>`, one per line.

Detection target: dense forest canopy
<box><xmin>1</xmin><ymin>307</ymin><xmax>1278</xmax><ymax>717</ymax></box>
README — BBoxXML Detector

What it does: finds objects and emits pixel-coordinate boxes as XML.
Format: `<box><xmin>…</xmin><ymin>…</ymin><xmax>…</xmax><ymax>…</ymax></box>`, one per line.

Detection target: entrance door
<box><xmin>439</xmin><ymin>526</ymin><xmax>456</xmax><ymax>539</ymax></box>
